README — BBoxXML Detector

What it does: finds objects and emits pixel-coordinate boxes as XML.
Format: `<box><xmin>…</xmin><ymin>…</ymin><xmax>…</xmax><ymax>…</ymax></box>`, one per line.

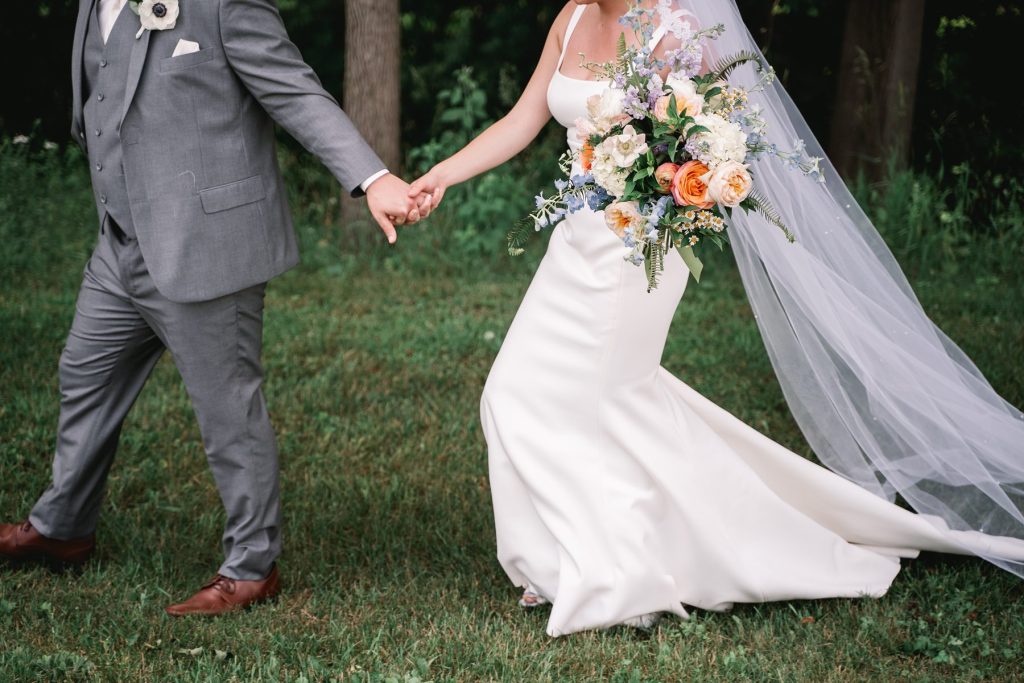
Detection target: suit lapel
<box><xmin>71</xmin><ymin>0</ymin><xmax>97</xmax><ymax>137</ymax></box>
<box><xmin>121</xmin><ymin>26</ymin><xmax>152</xmax><ymax>128</ymax></box>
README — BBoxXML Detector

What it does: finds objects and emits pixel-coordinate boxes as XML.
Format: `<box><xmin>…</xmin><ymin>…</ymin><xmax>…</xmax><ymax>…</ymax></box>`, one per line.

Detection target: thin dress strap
<box><xmin>648</xmin><ymin>8</ymin><xmax>697</xmax><ymax>51</ymax></box>
<box><xmin>557</xmin><ymin>5</ymin><xmax>588</xmax><ymax>70</ymax></box>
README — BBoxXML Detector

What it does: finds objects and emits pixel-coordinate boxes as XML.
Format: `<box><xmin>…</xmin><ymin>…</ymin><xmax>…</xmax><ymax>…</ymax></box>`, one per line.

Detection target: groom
<box><xmin>0</xmin><ymin>0</ymin><xmax>429</xmax><ymax>615</ymax></box>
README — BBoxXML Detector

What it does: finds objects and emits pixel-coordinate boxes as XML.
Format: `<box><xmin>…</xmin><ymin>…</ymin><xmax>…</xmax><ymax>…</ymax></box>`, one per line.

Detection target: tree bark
<box><xmin>829</xmin><ymin>0</ymin><xmax>926</xmax><ymax>181</ymax></box>
<box><xmin>342</xmin><ymin>0</ymin><xmax>401</xmax><ymax>224</ymax></box>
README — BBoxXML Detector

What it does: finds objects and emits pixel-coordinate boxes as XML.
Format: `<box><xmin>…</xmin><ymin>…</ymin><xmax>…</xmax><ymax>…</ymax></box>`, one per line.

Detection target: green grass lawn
<box><xmin>1</xmin><ymin>146</ymin><xmax>1023</xmax><ymax>682</ymax></box>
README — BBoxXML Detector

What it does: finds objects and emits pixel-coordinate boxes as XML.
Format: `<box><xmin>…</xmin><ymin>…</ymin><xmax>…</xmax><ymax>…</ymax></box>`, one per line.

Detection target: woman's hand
<box><xmin>408</xmin><ymin>165</ymin><xmax>450</xmax><ymax>213</ymax></box>
<box><xmin>403</xmin><ymin>2</ymin><xmax>569</xmax><ymax>207</ymax></box>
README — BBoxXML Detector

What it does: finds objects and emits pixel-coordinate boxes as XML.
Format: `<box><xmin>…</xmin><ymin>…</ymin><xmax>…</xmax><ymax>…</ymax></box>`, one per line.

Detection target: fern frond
<box><xmin>710</xmin><ymin>51</ymin><xmax>764</xmax><ymax>82</ymax></box>
<box><xmin>644</xmin><ymin>242</ymin><xmax>664</xmax><ymax>292</ymax></box>
<box><xmin>507</xmin><ymin>218</ymin><xmax>534</xmax><ymax>256</ymax></box>
<box><xmin>744</xmin><ymin>191</ymin><xmax>796</xmax><ymax>242</ymax></box>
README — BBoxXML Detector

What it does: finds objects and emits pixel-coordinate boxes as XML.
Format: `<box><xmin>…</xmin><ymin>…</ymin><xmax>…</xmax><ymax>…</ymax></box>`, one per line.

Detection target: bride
<box><xmin>410</xmin><ymin>0</ymin><xmax>1024</xmax><ymax>636</ymax></box>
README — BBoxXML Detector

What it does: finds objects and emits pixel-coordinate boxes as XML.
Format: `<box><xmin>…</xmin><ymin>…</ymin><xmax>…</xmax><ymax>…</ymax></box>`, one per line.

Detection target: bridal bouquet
<box><xmin>509</xmin><ymin>1</ymin><xmax>822</xmax><ymax>289</ymax></box>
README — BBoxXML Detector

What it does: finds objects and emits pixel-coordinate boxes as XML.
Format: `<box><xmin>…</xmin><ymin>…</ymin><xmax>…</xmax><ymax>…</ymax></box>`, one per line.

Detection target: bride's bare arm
<box><xmin>409</xmin><ymin>3</ymin><xmax>576</xmax><ymax>208</ymax></box>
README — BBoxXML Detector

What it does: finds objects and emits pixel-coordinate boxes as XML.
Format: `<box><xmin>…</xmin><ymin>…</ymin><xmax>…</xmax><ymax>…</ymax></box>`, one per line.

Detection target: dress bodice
<box><xmin>546</xmin><ymin>5</ymin><xmax>609</xmax><ymax>154</ymax></box>
<box><xmin>546</xmin><ymin>4</ymin><xmax>696</xmax><ymax>153</ymax></box>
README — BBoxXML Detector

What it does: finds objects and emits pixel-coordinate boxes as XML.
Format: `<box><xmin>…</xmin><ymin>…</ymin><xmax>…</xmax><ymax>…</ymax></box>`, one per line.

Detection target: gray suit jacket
<box><xmin>70</xmin><ymin>0</ymin><xmax>387</xmax><ymax>303</ymax></box>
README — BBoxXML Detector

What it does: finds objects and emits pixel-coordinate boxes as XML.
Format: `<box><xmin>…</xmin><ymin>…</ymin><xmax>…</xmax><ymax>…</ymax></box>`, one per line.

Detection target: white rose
<box><xmin>665</xmin><ymin>74</ymin><xmax>705</xmax><ymax>118</ymax></box>
<box><xmin>596</xmin><ymin>125</ymin><xmax>649</xmax><ymax>169</ymax></box>
<box><xmin>586</xmin><ymin>88</ymin><xmax>630</xmax><ymax>134</ymax></box>
<box><xmin>703</xmin><ymin>161</ymin><xmax>753</xmax><ymax>207</ymax></box>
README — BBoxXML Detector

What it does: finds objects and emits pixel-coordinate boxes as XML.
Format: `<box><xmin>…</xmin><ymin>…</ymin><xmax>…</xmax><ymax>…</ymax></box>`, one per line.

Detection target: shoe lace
<box><xmin>203</xmin><ymin>575</ymin><xmax>237</xmax><ymax>595</ymax></box>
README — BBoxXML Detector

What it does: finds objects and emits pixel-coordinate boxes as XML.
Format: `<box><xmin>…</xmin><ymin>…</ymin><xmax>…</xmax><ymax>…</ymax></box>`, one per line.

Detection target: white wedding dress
<box><xmin>480</xmin><ymin>6</ymin><xmax>973</xmax><ymax>637</ymax></box>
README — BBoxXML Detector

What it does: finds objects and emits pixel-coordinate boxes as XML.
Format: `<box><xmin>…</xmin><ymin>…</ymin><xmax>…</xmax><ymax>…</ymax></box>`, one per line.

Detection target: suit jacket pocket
<box><xmin>199</xmin><ymin>175</ymin><xmax>266</xmax><ymax>214</ymax></box>
<box><xmin>159</xmin><ymin>48</ymin><xmax>222</xmax><ymax>73</ymax></box>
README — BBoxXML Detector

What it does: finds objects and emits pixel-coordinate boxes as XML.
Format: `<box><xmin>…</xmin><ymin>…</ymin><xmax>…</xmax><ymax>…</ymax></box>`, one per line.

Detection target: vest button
<box><xmin>100</xmin><ymin>60</ymin><xmax>108</xmax><ymax>68</ymax></box>
<box><xmin>94</xmin><ymin>129</ymin><xmax>102</xmax><ymax>137</ymax></box>
<box><xmin>100</xmin><ymin>195</ymin><xmax>108</xmax><ymax>204</ymax></box>
<box><xmin>97</xmin><ymin>93</ymin><xmax>105</xmax><ymax>102</ymax></box>
<box><xmin>95</xmin><ymin>163</ymin><xmax>103</xmax><ymax>172</ymax></box>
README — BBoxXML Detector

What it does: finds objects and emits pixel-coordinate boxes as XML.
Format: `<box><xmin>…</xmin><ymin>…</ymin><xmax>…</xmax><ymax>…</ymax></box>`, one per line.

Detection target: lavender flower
<box><xmin>622</xmin><ymin>86</ymin><xmax>650</xmax><ymax>120</ymax></box>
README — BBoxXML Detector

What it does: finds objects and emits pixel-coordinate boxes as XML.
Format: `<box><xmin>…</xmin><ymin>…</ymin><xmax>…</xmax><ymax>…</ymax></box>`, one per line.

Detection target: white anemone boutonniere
<box><xmin>128</xmin><ymin>0</ymin><xmax>180</xmax><ymax>40</ymax></box>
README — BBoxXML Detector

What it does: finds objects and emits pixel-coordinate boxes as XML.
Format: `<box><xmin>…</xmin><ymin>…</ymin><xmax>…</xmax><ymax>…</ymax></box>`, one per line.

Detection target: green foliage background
<box><xmin>3</xmin><ymin>1</ymin><xmax>1023</xmax><ymax>186</ymax></box>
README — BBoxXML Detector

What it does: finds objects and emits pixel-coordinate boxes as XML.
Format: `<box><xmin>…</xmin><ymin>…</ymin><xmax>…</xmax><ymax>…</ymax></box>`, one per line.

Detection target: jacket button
<box><xmin>79</xmin><ymin>131</ymin><xmax>85</xmax><ymax>139</ymax></box>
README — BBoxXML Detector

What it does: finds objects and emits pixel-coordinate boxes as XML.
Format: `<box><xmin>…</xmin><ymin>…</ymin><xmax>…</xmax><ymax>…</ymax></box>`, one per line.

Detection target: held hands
<box><xmin>408</xmin><ymin>165</ymin><xmax>448</xmax><ymax>216</ymax></box>
<box><xmin>365</xmin><ymin>173</ymin><xmax>436</xmax><ymax>244</ymax></box>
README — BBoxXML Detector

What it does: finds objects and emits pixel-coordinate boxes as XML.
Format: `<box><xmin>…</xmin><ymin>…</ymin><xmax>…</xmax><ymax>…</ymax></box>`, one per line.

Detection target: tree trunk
<box><xmin>829</xmin><ymin>0</ymin><xmax>926</xmax><ymax>181</ymax></box>
<box><xmin>342</xmin><ymin>0</ymin><xmax>401</xmax><ymax>225</ymax></box>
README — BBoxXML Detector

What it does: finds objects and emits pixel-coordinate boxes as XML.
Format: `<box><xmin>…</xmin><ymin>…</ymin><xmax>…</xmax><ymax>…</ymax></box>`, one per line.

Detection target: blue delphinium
<box><xmin>646</xmin><ymin>196</ymin><xmax>672</xmax><ymax>230</ymax></box>
<box><xmin>571</xmin><ymin>173</ymin><xmax>594</xmax><ymax>188</ymax></box>
<box><xmin>587</xmin><ymin>186</ymin><xmax>612</xmax><ymax>211</ymax></box>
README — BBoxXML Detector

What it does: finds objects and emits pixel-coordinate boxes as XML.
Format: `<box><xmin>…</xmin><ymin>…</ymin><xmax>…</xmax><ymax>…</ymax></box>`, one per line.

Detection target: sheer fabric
<box><xmin>677</xmin><ymin>0</ymin><xmax>1024</xmax><ymax>574</ymax></box>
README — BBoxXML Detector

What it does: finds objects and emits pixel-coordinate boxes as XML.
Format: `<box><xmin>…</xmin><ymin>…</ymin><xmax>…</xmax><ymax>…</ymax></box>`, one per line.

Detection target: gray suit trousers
<box><xmin>29</xmin><ymin>219</ymin><xmax>280</xmax><ymax>580</ymax></box>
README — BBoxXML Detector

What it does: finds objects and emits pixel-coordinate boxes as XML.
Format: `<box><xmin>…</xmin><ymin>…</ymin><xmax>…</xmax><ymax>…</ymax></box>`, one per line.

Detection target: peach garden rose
<box><xmin>655</xmin><ymin>163</ymin><xmax>680</xmax><ymax>194</ymax></box>
<box><xmin>704</xmin><ymin>161</ymin><xmax>753</xmax><ymax>208</ymax></box>
<box><xmin>604</xmin><ymin>201</ymin><xmax>644</xmax><ymax>238</ymax></box>
<box><xmin>671</xmin><ymin>160</ymin><xmax>715</xmax><ymax>209</ymax></box>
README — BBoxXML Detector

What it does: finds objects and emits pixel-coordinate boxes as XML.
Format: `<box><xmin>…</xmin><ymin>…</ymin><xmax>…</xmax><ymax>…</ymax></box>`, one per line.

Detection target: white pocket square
<box><xmin>172</xmin><ymin>39</ymin><xmax>201</xmax><ymax>58</ymax></box>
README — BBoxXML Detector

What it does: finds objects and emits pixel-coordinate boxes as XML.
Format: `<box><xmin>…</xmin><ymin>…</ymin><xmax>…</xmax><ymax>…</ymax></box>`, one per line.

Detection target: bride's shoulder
<box><xmin>550</xmin><ymin>2</ymin><xmax>582</xmax><ymax>45</ymax></box>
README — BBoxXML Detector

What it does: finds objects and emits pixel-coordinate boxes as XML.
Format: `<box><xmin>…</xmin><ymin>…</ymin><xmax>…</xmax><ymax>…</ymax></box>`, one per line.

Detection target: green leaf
<box><xmin>678</xmin><ymin>246</ymin><xmax>704</xmax><ymax>282</ymax></box>
<box><xmin>670</xmin><ymin>137</ymin><xmax>682</xmax><ymax>161</ymax></box>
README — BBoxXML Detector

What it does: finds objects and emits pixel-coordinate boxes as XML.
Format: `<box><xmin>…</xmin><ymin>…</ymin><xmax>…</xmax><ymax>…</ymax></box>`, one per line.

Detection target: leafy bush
<box><xmin>852</xmin><ymin>159</ymin><xmax>1024</xmax><ymax>277</ymax></box>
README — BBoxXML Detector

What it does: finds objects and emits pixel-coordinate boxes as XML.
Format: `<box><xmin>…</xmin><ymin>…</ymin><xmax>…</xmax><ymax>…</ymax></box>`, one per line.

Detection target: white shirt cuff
<box><xmin>360</xmin><ymin>170</ymin><xmax>390</xmax><ymax>193</ymax></box>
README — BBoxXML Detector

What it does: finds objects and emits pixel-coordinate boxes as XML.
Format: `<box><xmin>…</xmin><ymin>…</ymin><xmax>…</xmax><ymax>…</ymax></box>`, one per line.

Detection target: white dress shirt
<box><xmin>97</xmin><ymin>0</ymin><xmax>128</xmax><ymax>44</ymax></box>
<box><xmin>95</xmin><ymin>0</ymin><xmax>388</xmax><ymax>191</ymax></box>
<box><xmin>360</xmin><ymin>170</ymin><xmax>389</xmax><ymax>192</ymax></box>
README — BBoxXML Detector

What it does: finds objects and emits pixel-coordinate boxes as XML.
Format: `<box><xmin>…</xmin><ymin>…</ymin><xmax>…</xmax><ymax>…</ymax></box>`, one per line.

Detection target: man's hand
<box><xmin>365</xmin><ymin>173</ymin><xmax>436</xmax><ymax>244</ymax></box>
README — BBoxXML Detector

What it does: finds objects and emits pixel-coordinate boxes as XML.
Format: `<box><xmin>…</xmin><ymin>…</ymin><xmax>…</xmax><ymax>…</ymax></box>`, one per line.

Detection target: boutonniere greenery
<box><xmin>128</xmin><ymin>0</ymin><xmax>179</xmax><ymax>40</ymax></box>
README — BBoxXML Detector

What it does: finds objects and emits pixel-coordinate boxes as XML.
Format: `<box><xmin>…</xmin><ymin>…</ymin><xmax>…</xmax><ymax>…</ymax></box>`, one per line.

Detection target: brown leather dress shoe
<box><xmin>165</xmin><ymin>565</ymin><xmax>281</xmax><ymax>617</ymax></box>
<box><xmin>0</xmin><ymin>521</ymin><xmax>95</xmax><ymax>567</ymax></box>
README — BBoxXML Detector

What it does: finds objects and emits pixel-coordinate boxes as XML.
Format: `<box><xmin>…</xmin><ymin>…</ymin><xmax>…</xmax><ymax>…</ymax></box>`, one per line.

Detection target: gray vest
<box><xmin>82</xmin><ymin>3</ymin><xmax>135</xmax><ymax>236</ymax></box>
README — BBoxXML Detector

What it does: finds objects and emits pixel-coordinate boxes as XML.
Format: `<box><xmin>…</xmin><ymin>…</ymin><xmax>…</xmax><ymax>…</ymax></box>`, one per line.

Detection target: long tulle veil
<box><xmin>675</xmin><ymin>0</ymin><xmax>1024</xmax><ymax>576</ymax></box>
